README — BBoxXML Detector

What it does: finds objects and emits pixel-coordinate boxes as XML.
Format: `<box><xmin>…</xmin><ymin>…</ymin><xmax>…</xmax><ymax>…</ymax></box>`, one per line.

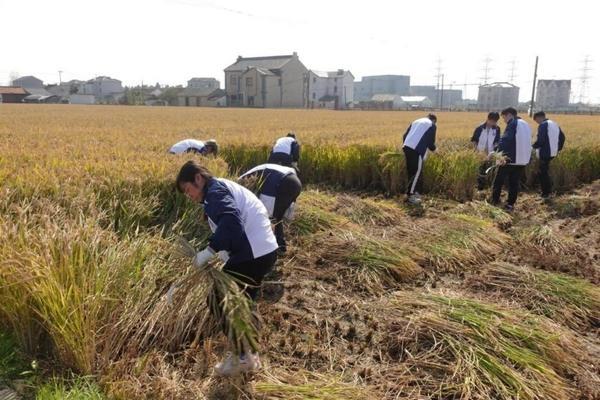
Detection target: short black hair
<box><xmin>175</xmin><ymin>160</ymin><xmax>213</xmax><ymax>192</ymax></box>
<box><xmin>501</xmin><ymin>107</ymin><xmax>517</xmax><ymax>117</ymax></box>
<box><xmin>427</xmin><ymin>113</ymin><xmax>437</xmax><ymax>123</ymax></box>
<box><xmin>287</xmin><ymin>132</ymin><xmax>296</xmax><ymax>139</ymax></box>
<box><xmin>533</xmin><ymin>111</ymin><xmax>546</xmax><ymax>119</ymax></box>
<box><xmin>487</xmin><ymin>112</ymin><xmax>500</xmax><ymax>121</ymax></box>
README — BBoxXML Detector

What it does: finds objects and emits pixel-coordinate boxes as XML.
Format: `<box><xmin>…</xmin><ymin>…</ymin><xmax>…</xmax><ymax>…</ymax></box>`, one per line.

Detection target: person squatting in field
<box><xmin>402</xmin><ymin>113</ymin><xmax>437</xmax><ymax>205</ymax></box>
<box><xmin>239</xmin><ymin>163</ymin><xmax>302</xmax><ymax>254</ymax></box>
<box><xmin>268</xmin><ymin>132</ymin><xmax>300</xmax><ymax>171</ymax></box>
<box><xmin>532</xmin><ymin>111</ymin><xmax>566</xmax><ymax>200</ymax></box>
<box><xmin>491</xmin><ymin>107</ymin><xmax>532</xmax><ymax>212</ymax></box>
<box><xmin>471</xmin><ymin>112</ymin><xmax>501</xmax><ymax>191</ymax></box>
<box><xmin>176</xmin><ymin>160</ymin><xmax>278</xmax><ymax>377</ymax></box>
<box><xmin>169</xmin><ymin>138</ymin><xmax>219</xmax><ymax>155</ymax></box>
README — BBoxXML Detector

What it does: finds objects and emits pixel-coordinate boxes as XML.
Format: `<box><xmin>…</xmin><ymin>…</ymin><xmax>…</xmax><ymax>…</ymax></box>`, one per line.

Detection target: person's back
<box><xmin>403</xmin><ymin>117</ymin><xmax>437</xmax><ymax>157</ymax></box>
<box><xmin>268</xmin><ymin>133</ymin><xmax>300</xmax><ymax>168</ymax></box>
<box><xmin>169</xmin><ymin>138</ymin><xmax>218</xmax><ymax>155</ymax></box>
<box><xmin>204</xmin><ymin>178</ymin><xmax>278</xmax><ymax>263</ymax></box>
<box><xmin>499</xmin><ymin>118</ymin><xmax>531</xmax><ymax>166</ymax></box>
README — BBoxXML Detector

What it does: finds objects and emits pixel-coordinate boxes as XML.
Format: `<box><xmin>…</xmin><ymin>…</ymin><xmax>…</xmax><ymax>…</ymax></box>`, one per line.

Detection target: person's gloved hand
<box><xmin>218</xmin><ymin>250</ymin><xmax>230</xmax><ymax>263</ymax></box>
<box><xmin>193</xmin><ymin>247</ymin><xmax>215</xmax><ymax>270</ymax></box>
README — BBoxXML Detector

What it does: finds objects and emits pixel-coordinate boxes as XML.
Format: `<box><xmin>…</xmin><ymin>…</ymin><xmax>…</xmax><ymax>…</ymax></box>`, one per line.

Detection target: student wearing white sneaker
<box><xmin>402</xmin><ymin>114</ymin><xmax>438</xmax><ymax>204</ymax></box>
<box><xmin>176</xmin><ymin>160</ymin><xmax>279</xmax><ymax>376</ymax></box>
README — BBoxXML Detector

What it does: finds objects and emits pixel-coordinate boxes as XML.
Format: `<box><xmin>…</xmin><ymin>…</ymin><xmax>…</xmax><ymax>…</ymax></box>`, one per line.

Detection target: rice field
<box><xmin>0</xmin><ymin>105</ymin><xmax>599</xmax><ymax>399</ymax></box>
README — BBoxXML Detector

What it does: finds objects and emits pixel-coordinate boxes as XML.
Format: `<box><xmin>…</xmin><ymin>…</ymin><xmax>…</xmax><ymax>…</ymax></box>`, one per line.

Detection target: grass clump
<box><xmin>383</xmin><ymin>291</ymin><xmax>598</xmax><ymax>400</ymax></box>
<box><xmin>466</xmin><ymin>262</ymin><xmax>600</xmax><ymax>331</ymax></box>
<box><xmin>35</xmin><ymin>377</ymin><xmax>105</xmax><ymax>400</ymax></box>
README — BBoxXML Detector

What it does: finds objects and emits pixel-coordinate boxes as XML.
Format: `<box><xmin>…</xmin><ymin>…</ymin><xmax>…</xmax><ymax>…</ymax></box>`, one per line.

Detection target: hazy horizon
<box><xmin>1</xmin><ymin>0</ymin><xmax>597</xmax><ymax>102</ymax></box>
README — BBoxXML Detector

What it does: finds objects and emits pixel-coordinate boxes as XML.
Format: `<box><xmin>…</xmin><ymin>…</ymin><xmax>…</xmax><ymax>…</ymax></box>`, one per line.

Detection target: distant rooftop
<box><xmin>225</xmin><ymin>53</ymin><xmax>297</xmax><ymax>72</ymax></box>
<box><xmin>480</xmin><ymin>82</ymin><xmax>518</xmax><ymax>89</ymax></box>
<box><xmin>0</xmin><ymin>86</ymin><xmax>28</xmax><ymax>95</ymax></box>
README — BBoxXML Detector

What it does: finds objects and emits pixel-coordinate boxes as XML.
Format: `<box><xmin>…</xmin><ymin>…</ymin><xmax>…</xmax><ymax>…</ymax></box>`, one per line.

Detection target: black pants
<box><xmin>211</xmin><ymin>250</ymin><xmax>277</xmax><ymax>354</ymax></box>
<box><xmin>403</xmin><ymin>147</ymin><xmax>423</xmax><ymax>195</ymax></box>
<box><xmin>272</xmin><ymin>174</ymin><xmax>302</xmax><ymax>250</ymax></box>
<box><xmin>492</xmin><ymin>165</ymin><xmax>525</xmax><ymax>206</ymax></box>
<box><xmin>477</xmin><ymin>159</ymin><xmax>493</xmax><ymax>190</ymax></box>
<box><xmin>223</xmin><ymin>250</ymin><xmax>278</xmax><ymax>300</ymax></box>
<box><xmin>538</xmin><ymin>158</ymin><xmax>553</xmax><ymax>196</ymax></box>
<box><xmin>268</xmin><ymin>152</ymin><xmax>293</xmax><ymax>167</ymax></box>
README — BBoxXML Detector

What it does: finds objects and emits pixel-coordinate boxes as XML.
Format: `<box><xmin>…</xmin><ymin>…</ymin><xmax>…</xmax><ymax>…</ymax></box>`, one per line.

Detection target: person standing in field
<box><xmin>402</xmin><ymin>113</ymin><xmax>437</xmax><ymax>205</ymax></box>
<box><xmin>532</xmin><ymin>111</ymin><xmax>566</xmax><ymax>200</ymax></box>
<box><xmin>471</xmin><ymin>112</ymin><xmax>501</xmax><ymax>191</ymax></box>
<box><xmin>176</xmin><ymin>160</ymin><xmax>278</xmax><ymax>376</ymax></box>
<box><xmin>169</xmin><ymin>139</ymin><xmax>219</xmax><ymax>155</ymax></box>
<box><xmin>268</xmin><ymin>132</ymin><xmax>300</xmax><ymax>170</ymax></box>
<box><xmin>239</xmin><ymin>163</ymin><xmax>302</xmax><ymax>254</ymax></box>
<box><xmin>491</xmin><ymin>107</ymin><xmax>532</xmax><ymax>211</ymax></box>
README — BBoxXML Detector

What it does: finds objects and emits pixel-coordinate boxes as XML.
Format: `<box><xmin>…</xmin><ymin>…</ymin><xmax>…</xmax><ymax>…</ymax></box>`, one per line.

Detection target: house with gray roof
<box><xmin>307</xmin><ymin>69</ymin><xmax>354</xmax><ymax>109</ymax></box>
<box><xmin>224</xmin><ymin>52</ymin><xmax>308</xmax><ymax>108</ymax></box>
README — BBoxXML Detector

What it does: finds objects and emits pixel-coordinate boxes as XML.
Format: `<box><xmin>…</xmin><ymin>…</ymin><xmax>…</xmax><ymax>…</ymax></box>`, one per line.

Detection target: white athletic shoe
<box><xmin>214</xmin><ymin>352</ymin><xmax>262</xmax><ymax>377</ymax></box>
<box><xmin>407</xmin><ymin>194</ymin><xmax>422</xmax><ymax>205</ymax></box>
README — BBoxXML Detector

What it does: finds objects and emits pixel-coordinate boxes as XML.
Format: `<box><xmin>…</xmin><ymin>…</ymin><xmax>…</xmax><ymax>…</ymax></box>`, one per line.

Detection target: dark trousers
<box><xmin>538</xmin><ymin>158</ymin><xmax>553</xmax><ymax>196</ymax></box>
<box><xmin>223</xmin><ymin>250</ymin><xmax>278</xmax><ymax>300</ymax></box>
<box><xmin>272</xmin><ymin>174</ymin><xmax>302</xmax><ymax>250</ymax></box>
<box><xmin>403</xmin><ymin>147</ymin><xmax>423</xmax><ymax>195</ymax></box>
<box><xmin>268</xmin><ymin>152</ymin><xmax>293</xmax><ymax>167</ymax></box>
<box><xmin>492</xmin><ymin>165</ymin><xmax>525</xmax><ymax>206</ymax></box>
<box><xmin>477</xmin><ymin>159</ymin><xmax>493</xmax><ymax>190</ymax></box>
<box><xmin>212</xmin><ymin>250</ymin><xmax>277</xmax><ymax>354</ymax></box>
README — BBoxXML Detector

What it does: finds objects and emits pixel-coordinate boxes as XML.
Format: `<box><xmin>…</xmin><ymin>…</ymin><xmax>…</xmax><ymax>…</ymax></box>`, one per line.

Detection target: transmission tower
<box><xmin>434</xmin><ymin>57</ymin><xmax>443</xmax><ymax>90</ymax></box>
<box><xmin>480</xmin><ymin>56</ymin><xmax>493</xmax><ymax>84</ymax></box>
<box><xmin>578</xmin><ymin>55</ymin><xmax>592</xmax><ymax>104</ymax></box>
<box><xmin>508</xmin><ymin>59</ymin><xmax>518</xmax><ymax>83</ymax></box>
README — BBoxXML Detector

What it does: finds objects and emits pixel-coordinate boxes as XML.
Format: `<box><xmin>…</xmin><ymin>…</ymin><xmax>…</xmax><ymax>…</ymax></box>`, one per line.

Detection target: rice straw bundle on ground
<box><xmin>380</xmin><ymin>291</ymin><xmax>599</xmax><ymax>400</ymax></box>
<box><xmin>466</xmin><ymin>262</ymin><xmax>600</xmax><ymax>331</ymax></box>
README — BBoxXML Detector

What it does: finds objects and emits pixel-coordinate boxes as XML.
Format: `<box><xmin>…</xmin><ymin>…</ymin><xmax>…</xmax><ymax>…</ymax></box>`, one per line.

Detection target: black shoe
<box><xmin>503</xmin><ymin>204</ymin><xmax>514</xmax><ymax>213</ymax></box>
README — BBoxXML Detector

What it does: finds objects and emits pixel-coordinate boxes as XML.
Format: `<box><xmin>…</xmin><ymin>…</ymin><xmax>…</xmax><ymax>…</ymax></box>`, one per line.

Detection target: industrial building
<box><xmin>477</xmin><ymin>82</ymin><xmax>519</xmax><ymax>111</ymax></box>
<box><xmin>536</xmin><ymin>80</ymin><xmax>571</xmax><ymax>111</ymax></box>
<box><xmin>354</xmin><ymin>75</ymin><xmax>410</xmax><ymax>101</ymax></box>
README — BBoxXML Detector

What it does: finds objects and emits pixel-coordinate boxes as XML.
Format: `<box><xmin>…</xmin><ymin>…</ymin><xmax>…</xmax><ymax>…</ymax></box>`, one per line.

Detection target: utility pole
<box><xmin>434</xmin><ymin>57</ymin><xmax>443</xmax><ymax>91</ymax></box>
<box><xmin>529</xmin><ymin>56</ymin><xmax>539</xmax><ymax>117</ymax></box>
<box><xmin>58</xmin><ymin>70</ymin><xmax>63</xmax><ymax>84</ymax></box>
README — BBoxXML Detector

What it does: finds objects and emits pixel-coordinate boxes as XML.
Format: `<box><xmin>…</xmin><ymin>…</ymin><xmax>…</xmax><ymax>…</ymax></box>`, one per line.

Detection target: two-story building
<box><xmin>307</xmin><ymin>69</ymin><xmax>354</xmax><ymax>109</ymax></box>
<box><xmin>224</xmin><ymin>52</ymin><xmax>308</xmax><ymax>108</ymax></box>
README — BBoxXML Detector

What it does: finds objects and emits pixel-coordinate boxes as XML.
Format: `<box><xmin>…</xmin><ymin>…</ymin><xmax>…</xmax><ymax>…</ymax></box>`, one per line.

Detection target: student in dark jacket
<box><xmin>492</xmin><ymin>107</ymin><xmax>532</xmax><ymax>211</ymax></box>
<box><xmin>268</xmin><ymin>132</ymin><xmax>300</xmax><ymax>170</ymax></box>
<box><xmin>176</xmin><ymin>160</ymin><xmax>279</xmax><ymax>377</ymax></box>
<box><xmin>532</xmin><ymin>111</ymin><xmax>566</xmax><ymax>199</ymax></box>
<box><xmin>471</xmin><ymin>112</ymin><xmax>501</xmax><ymax>190</ymax></box>
<box><xmin>402</xmin><ymin>114</ymin><xmax>437</xmax><ymax>205</ymax></box>
<box><xmin>239</xmin><ymin>163</ymin><xmax>302</xmax><ymax>253</ymax></box>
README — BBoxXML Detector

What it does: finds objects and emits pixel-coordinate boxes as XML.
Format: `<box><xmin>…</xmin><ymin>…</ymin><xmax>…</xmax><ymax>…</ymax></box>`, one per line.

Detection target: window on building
<box><xmin>334</xmin><ymin>86</ymin><xmax>337</xmax><ymax>93</ymax></box>
<box><xmin>248</xmin><ymin>96</ymin><xmax>254</xmax><ymax>106</ymax></box>
<box><xmin>230</xmin><ymin>76</ymin><xmax>236</xmax><ymax>86</ymax></box>
<box><xmin>278</xmin><ymin>78</ymin><xmax>282</xmax><ymax>87</ymax></box>
<box><xmin>312</xmin><ymin>92</ymin><xmax>316</xmax><ymax>99</ymax></box>
<box><xmin>246</xmin><ymin>77</ymin><xmax>253</xmax><ymax>87</ymax></box>
<box><xmin>313</xmin><ymin>77</ymin><xmax>316</xmax><ymax>84</ymax></box>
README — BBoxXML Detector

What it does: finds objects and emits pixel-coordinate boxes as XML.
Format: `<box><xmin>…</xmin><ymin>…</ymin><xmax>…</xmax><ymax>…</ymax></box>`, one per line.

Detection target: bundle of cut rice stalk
<box><xmin>168</xmin><ymin>237</ymin><xmax>260</xmax><ymax>355</ymax></box>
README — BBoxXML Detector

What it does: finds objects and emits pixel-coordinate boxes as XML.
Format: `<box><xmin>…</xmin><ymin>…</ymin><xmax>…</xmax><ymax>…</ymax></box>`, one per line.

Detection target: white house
<box><xmin>77</xmin><ymin>76</ymin><xmax>124</xmax><ymax>103</ymax></box>
<box><xmin>307</xmin><ymin>69</ymin><xmax>354</xmax><ymax>109</ymax></box>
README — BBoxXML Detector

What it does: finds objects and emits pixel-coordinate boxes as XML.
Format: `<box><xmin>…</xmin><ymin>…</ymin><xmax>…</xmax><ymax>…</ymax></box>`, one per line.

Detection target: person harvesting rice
<box><xmin>471</xmin><ymin>112</ymin><xmax>501</xmax><ymax>191</ymax></box>
<box><xmin>175</xmin><ymin>160</ymin><xmax>278</xmax><ymax>376</ymax></box>
<box><xmin>169</xmin><ymin>139</ymin><xmax>219</xmax><ymax>155</ymax></box>
<box><xmin>402</xmin><ymin>114</ymin><xmax>438</xmax><ymax>205</ymax></box>
<box><xmin>268</xmin><ymin>132</ymin><xmax>300</xmax><ymax>170</ymax></box>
